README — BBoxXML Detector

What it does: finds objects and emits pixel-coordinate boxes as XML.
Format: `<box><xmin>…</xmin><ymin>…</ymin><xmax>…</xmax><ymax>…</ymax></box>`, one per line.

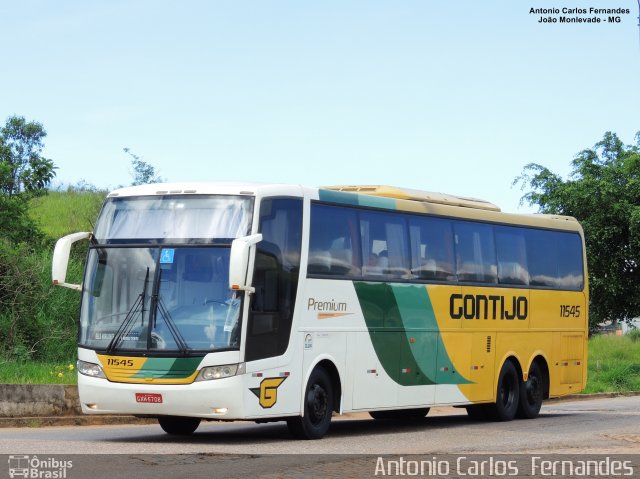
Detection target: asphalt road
<box><xmin>1</xmin><ymin>396</ymin><xmax>638</xmax><ymax>478</ymax></box>
<box><xmin>1</xmin><ymin>395</ymin><xmax>639</xmax><ymax>454</ymax></box>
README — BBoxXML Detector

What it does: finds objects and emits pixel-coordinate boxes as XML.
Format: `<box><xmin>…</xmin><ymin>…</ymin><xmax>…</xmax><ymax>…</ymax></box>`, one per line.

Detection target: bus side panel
<box><xmin>452</xmin><ymin>286</ymin><xmax>528</xmax><ymax>403</ymax></box>
<box><xmin>396</xmin><ymin>331</ymin><xmax>438</xmax><ymax>407</ymax></box>
<box><xmin>529</xmin><ymin>290</ymin><xmax>587</xmax><ymax>332</ymax></box>
<box><xmin>299</xmin><ymin>279</ymin><xmax>360</xmax><ymax>413</ymax></box>
<box><xmin>242</xmin><ymin>352</ymin><xmax>304</xmax><ymax>419</ymax></box>
<box><xmin>351</xmin><ymin>331</ymin><xmax>398</xmax><ymax>409</ymax></box>
<box><xmin>550</xmin><ymin>332</ymin><xmax>586</xmax><ymax>397</ymax></box>
<box><xmin>436</xmin><ymin>332</ymin><xmax>472</xmax><ymax>404</ymax></box>
<box><xmin>529</xmin><ymin>289</ymin><xmax>588</xmax><ymax>396</ymax></box>
<box><xmin>451</xmin><ymin>332</ymin><xmax>496</xmax><ymax>403</ymax></box>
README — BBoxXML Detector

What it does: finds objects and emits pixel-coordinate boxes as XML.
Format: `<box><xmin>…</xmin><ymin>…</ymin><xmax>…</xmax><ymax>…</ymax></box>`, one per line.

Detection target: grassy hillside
<box><xmin>29</xmin><ymin>190</ymin><xmax>105</xmax><ymax>240</ymax></box>
<box><xmin>0</xmin><ymin>190</ymin><xmax>105</xmax><ymax>363</ymax></box>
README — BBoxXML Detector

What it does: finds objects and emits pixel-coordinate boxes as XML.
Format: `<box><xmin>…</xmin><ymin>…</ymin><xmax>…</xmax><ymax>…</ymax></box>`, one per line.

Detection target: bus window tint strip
<box><xmin>307</xmin><ymin>203</ymin><xmax>584</xmax><ymax>291</ymax></box>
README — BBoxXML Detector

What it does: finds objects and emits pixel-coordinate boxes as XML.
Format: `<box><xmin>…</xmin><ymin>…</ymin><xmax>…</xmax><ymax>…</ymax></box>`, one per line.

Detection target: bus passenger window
<box><xmin>527</xmin><ymin>230</ymin><xmax>558</xmax><ymax>287</ymax></box>
<box><xmin>495</xmin><ymin>226</ymin><xmax>529</xmax><ymax>285</ymax></box>
<box><xmin>454</xmin><ymin>222</ymin><xmax>497</xmax><ymax>283</ymax></box>
<box><xmin>408</xmin><ymin>217</ymin><xmax>455</xmax><ymax>281</ymax></box>
<box><xmin>359</xmin><ymin>211</ymin><xmax>410</xmax><ymax>280</ymax></box>
<box><xmin>527</xmin><ymin>229</ymin><xmax>583</xmax><ymax>290</ymax></box>
<box><xmin>308</xmin><ymin>204</ymin><xmax>361</xmax><ymax>277</ymax></box>
<box><xmin>556</xmin><ymin>233</ymin><xmax>583</xmax><ymax>290</ymax></box>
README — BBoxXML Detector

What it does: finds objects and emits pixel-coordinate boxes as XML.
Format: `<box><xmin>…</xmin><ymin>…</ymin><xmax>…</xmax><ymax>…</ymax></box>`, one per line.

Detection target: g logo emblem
<box><xmin>250</xmin><ymin>377</ymin><xmax>287</xmax><ymax>408</ymax></box>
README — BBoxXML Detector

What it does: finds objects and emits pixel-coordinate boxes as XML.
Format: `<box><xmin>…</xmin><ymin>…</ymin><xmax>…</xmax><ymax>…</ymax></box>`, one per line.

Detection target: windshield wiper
<box><xmin>106</xmin><ymin>267</ymin><xmax>149</xmax><ymax>353</ymax></box>
<box><xmin>149</xmin><ymin>269</ymin><xmax>189</xmax><ymax>354</ymax></box>
<box><xmin>156</xmin><ymin>298</ymin><xmax>189</xmax><ymax>355</ymax></box>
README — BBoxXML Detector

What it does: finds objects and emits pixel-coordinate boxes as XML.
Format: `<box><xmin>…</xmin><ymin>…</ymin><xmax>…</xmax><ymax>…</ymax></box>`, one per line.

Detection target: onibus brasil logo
<box><xmin>8</xmin><ymin>455</ymin><xmax>72</xmax><ymax>478</ymax></box>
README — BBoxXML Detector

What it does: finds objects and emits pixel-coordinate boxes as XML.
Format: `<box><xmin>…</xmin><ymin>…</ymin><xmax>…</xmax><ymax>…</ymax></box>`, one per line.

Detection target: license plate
<box><xmin>135</xmin><ymin>393</ymin><xmax>163</xmax><ymax>404</ymax></box>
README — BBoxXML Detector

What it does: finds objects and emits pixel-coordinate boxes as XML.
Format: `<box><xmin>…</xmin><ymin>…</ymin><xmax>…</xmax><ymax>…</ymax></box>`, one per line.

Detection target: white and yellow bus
<box><xmin>52</xmin><ymin>183</ymin><xmax>588</xmax><ymax>439</ymax></box>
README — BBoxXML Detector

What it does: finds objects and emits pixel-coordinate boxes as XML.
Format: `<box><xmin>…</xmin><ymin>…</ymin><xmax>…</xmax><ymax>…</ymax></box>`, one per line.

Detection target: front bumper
<box><xmin>77</xmin><ymin>373</ymin><xmax>245</xmax><ymax>419</ymax></box>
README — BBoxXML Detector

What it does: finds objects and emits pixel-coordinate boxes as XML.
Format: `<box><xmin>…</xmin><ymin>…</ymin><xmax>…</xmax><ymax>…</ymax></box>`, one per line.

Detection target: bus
<box><xmin>52</xmin><ymin>183</ymin><xmax>588</xmax><ymax>439</ymax></box>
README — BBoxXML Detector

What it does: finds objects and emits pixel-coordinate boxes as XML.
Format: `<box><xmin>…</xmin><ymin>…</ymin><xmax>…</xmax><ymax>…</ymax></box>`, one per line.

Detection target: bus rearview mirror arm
<box><xmin>52</xmin><ymin>231</ymin><xmax>92</xmax><ymax>291</ymax></box>
<box><xmin>229</xmin><ymin>233</ymin><xmax>263</xmax><ymax>293</ymax></box>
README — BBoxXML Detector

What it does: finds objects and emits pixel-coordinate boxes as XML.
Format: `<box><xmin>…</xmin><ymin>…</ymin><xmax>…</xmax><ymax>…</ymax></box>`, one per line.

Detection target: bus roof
<box><xmin>107</xmin><ymin>182</ymin><xmax>303</xmax><ymax>198</ymax></box>
<box><xmin>323</xmin><ymin>185</ymin><xmax>501</xmax><ymax>211</ymax></box>
<box><xmin>106</xmin><ymin>182</ymin><xmax>581</xmax><ymax>233</ymax></box>
<box><xmin>318</xmin><ymin>185</ymin><xmax>581</xmax><ymax>232</ymax></box>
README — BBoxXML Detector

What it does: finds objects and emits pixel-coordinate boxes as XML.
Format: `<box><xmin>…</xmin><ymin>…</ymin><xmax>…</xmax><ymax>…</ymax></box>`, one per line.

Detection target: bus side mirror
<box><xmin>229</xmin><ymin>234</ymin><xmax>262</xmax><ymax>293</ymax></box>
<box><xmin>52</xmin><ymin>231</ymin><xmax>92</xmax><ymax>291</ymax></box>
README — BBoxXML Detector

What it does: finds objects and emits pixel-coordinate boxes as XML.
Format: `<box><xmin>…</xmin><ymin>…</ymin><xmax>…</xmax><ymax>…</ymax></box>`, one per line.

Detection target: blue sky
<box><xmin>1</xmin><ymin>0</ymin><xmax>638</xmax><ymax>212</ymax></box>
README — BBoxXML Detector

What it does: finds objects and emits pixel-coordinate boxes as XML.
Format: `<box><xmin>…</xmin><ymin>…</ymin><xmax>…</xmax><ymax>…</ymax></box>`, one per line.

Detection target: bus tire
<box><xmin>287</xmin><ymin>367</ymin><xmax>333</xmax><ymax>440</ymax></box>
<box><xmin>158</xmin><ymin>416</ymin><xmax>201</xmax><ymax>435</ymax></box>
<box><xmin>517</xmin><ymin>362</ymin><xmax>544</xmax><ymax>419</ymax></box>
<box><xmin>369</xmin><ymin>408</ymin><xmax>430</xmax><ymax>420</ymax></box>
<box><xmin>486</xmin><ymin>361</ymin><xmax>520</xmax><ymax>421</ymax></box>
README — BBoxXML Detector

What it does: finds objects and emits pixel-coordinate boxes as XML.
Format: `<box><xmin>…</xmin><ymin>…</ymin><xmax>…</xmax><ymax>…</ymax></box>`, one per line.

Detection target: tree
<box><xmin>515</xmin><ymin>131</ymin><xmax>640</xmax><ymax>331</ymax></box>
<box><xmin>0</xmin><ymin>116</ymin><xmax>58</xmax><ymax>360</ymax></box>
<box><xmin>0</xmin><ymin>116</ymin><xmax>56</xmax><ymax>197</ymax></box>
<box><xmin>124</xmin><ymin>147</ymin><xmax>164</xmax><ymax>185</ymax></box>
<box><xmin>0</xmin><ymin>116</ymin><xmax>56</xmax><ymax>244</ymax></box>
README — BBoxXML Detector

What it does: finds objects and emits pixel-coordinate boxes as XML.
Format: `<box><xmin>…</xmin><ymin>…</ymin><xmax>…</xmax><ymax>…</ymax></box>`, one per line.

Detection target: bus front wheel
<box><xmin>287</xmin><ymin>367</ymin><xmax>334</xmax><ymax>440</ymax></box>
<box><xmin>158</xmin><ymin>416</ymin><xmax>201</xmax><ymax>435</ymax></box>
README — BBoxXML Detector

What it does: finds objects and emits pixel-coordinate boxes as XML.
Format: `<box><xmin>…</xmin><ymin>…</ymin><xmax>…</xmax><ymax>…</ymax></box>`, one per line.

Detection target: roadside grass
<box><xmin>0</xmin><ymin>361</ymin><xmax>77</xmax><ymax>385</ymax></box>
<box><xmin>583</xmin><ymin>332</ymin><xmax>640</xmax><ymax>393</ymax></box>
<box><xmin>29</xmin><ymin>190</ymin><xmax>105</xmax><ymax>240</ymax></box>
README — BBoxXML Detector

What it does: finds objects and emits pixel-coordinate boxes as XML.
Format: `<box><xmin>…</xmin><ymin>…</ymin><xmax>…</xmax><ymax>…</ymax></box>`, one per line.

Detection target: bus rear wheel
<box><xmin>369</xmin><ymin>408</ymin><xmax>430</xmax><ymax>420</ymax></box>
<box><xmin>486</xmin><ymin>361</ymin><xmax>520</xmax><ymax>421</ymax></box>
<box><xmin>158</xmin><ymin>416</ymin><xmax>201</xmax><ymax>435</ymax></box>
<box><xmin>517</xmin><ymin>362</ymin><xmax>544</xmax><ymax>419</ymax></box>
<box><xmin>287</xmin><ymin>367</ymin><xmax>334</xmax><ymax>440</ymax></box>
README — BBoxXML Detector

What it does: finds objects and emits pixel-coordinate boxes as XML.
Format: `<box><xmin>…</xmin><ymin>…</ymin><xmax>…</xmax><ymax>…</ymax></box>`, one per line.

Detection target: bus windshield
<box><xmin>79</xmin><ymin>195</ymin><xmax>254</xmax><ymax>354</ymax></box>
<box><xmin>80</xmin><ymin>246</ymin><xmax>241</xmax><ymax>353</ymax></box>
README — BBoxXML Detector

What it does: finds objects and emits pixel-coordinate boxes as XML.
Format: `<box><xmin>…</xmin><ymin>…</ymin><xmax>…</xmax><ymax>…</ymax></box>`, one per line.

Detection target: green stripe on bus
<box><xmin>353</xmin><ymin>282</ymin><xmax>471</xmax><ymax>386</ymax></box>
<box><xmin>131</xmin><ymin>356</ymin><xmax>202</xmax><ymax>379</ymax></box>
<box><xmin>318</xmin><ymin>190</ymin><xmax>397</xmax><ymax>209</ymax></box>
<box><xmin>391</xmin><ymin>284</ymin><xmax>471</xmax><ymax>385</ymax></box>
<box><xmin>353</xmin><ymin>282</ymin><xmax>435</xmax><ymax>385</ymax></box>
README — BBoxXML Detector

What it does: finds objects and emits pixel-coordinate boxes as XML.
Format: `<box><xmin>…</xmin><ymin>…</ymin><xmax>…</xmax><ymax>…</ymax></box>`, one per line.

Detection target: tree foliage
<box><xmin>0</xmin><ymin>116</ymin><xmax>56</xmax><ymax>197</ymax></box>
<box><xmin>0</xmin><ymin>239</ymin><xmax>80</xmax><ymax>361</ymax></box>
<box><xmin>0</xmin><ymin>116</ymin><xmax>56</xmax><ymax>244</ymax></box>
<box><xmin>516</xmin><ymin>131</ymin><xmax>640</xmax><ymax>331</ymax></box>
<box><xmin>124</xmin><ymin>147</ymin><xmax>164</xmax><ymax>185</ymax></box>
<box><xmin>0</xmin><ymin>116</ymin><xmax>70</xmax><ymax>361</ymax></box>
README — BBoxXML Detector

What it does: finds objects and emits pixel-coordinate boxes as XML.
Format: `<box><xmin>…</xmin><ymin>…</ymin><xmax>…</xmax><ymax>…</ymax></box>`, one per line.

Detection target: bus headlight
<box><xmin>77</xmin><ymin>360</ymin><xmax>107</xmax><ymax>379</ymax></box>
<box><xmin>196</xmin><ymin>363</ymin><xmax>245</xmax><ymax>381</ymax></box>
